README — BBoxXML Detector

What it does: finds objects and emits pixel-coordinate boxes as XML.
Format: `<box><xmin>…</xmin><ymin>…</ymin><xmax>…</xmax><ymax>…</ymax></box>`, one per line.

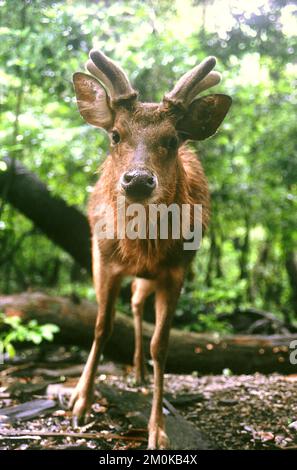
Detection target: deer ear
<box><xmin>177</xmin><ymin>94</ymin><xmax>232</xmax><ymax>141</ymax></box>
<box><xmin>73</xmin><ymin>72</ymin><xmax>114</xmax><ymax>130</ymax></box>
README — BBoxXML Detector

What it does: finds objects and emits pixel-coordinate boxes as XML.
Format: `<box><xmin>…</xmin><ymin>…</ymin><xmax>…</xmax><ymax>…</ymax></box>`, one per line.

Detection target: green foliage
<box><xmin>174</xmin><ymin>278</ymin><xmax>246</xmax><ymax>333</ymax></box>
<box><xmin>0</xmin><ymin>0</ymin><xmax>296</xmax><ymax>332</ymax></box>
<box><xmin>0</xmin><ymin>312</ymin><xmax>59</xmax><ymax>358</ymax></box>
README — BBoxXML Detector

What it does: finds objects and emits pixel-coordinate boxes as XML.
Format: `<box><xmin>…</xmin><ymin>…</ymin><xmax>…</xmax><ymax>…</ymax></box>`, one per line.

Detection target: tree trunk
<box><xmin>0</xmin><ymin>157</ymin><xmax>92</xmax><ymax>273</ymax></box>
<box><xmin>239</xmin><ymin>213</ymin><xmax>253</xmax><ymax>302</ymax></box>
<box><xmin>285</xmin><ymin>249</ymin><xmax>297</xmax><ymax>314</ymax></box>
<box><xmin>1</xmin><ymin>292</ymin><xmax>297</xmax><ymax>375</ymax></box>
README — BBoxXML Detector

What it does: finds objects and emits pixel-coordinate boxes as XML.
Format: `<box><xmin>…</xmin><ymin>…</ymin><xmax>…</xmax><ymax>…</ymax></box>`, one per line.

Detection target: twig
<box><xmin>276</xmin><ymin>445</ymin><xmax>297</xmax><ymax>450</ymax></box>
<box><xmin>163</xmin><ymin>397</ymin><xmax>179</xmax><ymax>417</ymax></box>
<box><xmin>0</xmin><ymin>363</ymin><xmax>34</xmax><ymax>376</ymax></box>
<box><xmin>0</xmin><ymin>430</ymin><xmax>146</xmax><ymax>443</ymax></box>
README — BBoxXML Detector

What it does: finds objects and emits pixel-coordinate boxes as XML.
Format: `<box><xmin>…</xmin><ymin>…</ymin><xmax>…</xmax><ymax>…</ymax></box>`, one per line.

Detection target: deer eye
<box><xmin>111</xmin><ymin>130</ymin><xmax>121</xmax><ymax>145</ymax></box>
<box><xmin>168</xmin><ymin>136</ymin><xmax>178</xmax><ymax>150</ymax></box>
<box><xmin>161</xmin><ymin>135</ymin><xmax>178</xmax><ymax>151</ymax></box>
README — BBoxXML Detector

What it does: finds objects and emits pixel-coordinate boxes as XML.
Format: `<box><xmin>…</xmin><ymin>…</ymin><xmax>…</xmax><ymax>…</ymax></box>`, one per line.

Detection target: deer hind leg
<box><xmin>131</xmin><ymin>277</ymin><xmax>155</xmax><ymax>384</ymax></box>
<box><xmin>70</xmin><ymin>239</ymin><xmax>122</xmax><ymax>426</ymax></box>
<box><xmin>148</xmin><ymin>267</ymin><xmax>184</xmax><ymax>450</ymax></box>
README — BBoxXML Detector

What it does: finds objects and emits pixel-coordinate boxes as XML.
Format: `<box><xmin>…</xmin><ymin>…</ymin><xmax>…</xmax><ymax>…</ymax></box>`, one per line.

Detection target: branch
<box><xmin>0</xmin><ymin>157</ymin><xmax>91</xmax><ymax>272</ymax></box>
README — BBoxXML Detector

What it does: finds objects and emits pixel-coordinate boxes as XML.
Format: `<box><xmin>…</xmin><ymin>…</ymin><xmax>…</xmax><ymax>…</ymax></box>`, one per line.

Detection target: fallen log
<box><xmin>1</xmin><ymin>292</ymin><xmax>297</xmax><ymax>374</ymax></box>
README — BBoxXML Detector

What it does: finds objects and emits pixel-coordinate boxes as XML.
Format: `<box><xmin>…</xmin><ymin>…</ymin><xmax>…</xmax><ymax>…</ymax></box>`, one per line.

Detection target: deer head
<box><xmin>73</xmin><ymin>49</ymin><xmax>231</xmax><ymax>203</ymax></box>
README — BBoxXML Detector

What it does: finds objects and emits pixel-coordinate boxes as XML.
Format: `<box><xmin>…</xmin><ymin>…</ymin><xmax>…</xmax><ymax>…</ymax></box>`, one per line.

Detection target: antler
<box><xmin>86</xmin><ymin>49</ymin><xmax>138</xmax><ymax>105</ymax></box>
<box><xmin>164</xmin><ymin>56</ymin><xmax>221</xmax><ymax>108</ymax></box>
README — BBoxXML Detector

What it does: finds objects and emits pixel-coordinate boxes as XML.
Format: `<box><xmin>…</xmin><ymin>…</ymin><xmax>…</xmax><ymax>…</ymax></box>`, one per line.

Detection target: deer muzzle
<box><xmin>120</xmin><ymin>168</ymin><xmax>157</xmax><ymax>200</ymax></box>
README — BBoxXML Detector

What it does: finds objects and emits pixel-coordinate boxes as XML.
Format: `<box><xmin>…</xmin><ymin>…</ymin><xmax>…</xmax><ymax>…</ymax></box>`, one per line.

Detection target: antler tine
<box><xmin>191</xmin><ymin>70</ymin><xmax>221</xmax><ymax>97</ymax></box>
<box><xmin>164</xmin><ymin>56</ymin><xmax>220</xmax><ymax>108</ymax></box>
<box><xmin>86</xmin><ymin>49</ymin><xmax>138</xmax><ymax>105</ymax></box>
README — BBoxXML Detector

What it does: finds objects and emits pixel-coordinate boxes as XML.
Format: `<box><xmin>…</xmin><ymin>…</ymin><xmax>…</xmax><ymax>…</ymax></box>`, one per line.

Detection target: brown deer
<box><xmin>70</xmin><ymin>49</ymin><xmax>231</xmax><ymax>449</ymax></box>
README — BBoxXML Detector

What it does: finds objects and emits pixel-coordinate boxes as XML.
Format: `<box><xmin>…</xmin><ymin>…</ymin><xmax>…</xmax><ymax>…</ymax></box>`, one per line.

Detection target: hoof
<box><xmin>134</xmin><ymin>371</ymin><xmax>148</xmax><ymax>386</ymax></box>
<box><xmin>148</xmin><ymin>424</ymin><xmax>170</xmax><ymax>450</ymax></box>
<box><xmin>69</xmin><ymin>388</ymin><xmax>92</xmax><ymax>427</ymax></box>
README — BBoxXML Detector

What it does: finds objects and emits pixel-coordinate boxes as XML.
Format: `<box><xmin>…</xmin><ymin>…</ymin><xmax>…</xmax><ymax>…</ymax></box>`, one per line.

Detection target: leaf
<box><xmin>6</xmin><ymin>343</ymin><xmax>16</xmax><ymax>358</ymax></box>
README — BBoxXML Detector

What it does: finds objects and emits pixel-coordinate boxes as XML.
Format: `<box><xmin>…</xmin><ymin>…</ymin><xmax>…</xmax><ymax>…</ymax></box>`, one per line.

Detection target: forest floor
<box><xmin>0</xmin><ymin>346</ymin><xmax>297</xmax><ymax>450</ymax></box>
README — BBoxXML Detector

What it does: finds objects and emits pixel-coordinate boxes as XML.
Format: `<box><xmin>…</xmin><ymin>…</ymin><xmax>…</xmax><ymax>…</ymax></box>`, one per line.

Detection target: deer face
<box><xmin>73</xmin><ymin>50</ymin><xmax>231</xmax><ymax>203</ymax></box>
<box><xmin>107</xmin><ymin>104</ymin><xmax>182</xmax><ymax>203</ymax></box>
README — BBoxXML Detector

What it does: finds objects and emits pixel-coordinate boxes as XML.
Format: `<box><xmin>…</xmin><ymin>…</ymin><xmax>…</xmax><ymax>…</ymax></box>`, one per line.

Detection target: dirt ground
<box><xmin>0</xmin><ymin>346</ymin><xmax>297</xmax><ymax>450</ymax></box>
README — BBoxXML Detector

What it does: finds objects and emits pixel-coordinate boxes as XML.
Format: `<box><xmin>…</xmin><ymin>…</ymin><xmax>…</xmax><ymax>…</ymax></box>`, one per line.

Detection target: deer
<box><xmin>70</xmin><ymin>48</ymin><xmax>231</xmax><ymax>449</ymax></box>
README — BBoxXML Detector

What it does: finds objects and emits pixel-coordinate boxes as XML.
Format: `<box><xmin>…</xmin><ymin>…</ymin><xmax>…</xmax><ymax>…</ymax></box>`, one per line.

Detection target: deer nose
<box><xmin>120</xmin><ymin>169</ymin><xmax>157</xmax><ymax>198</ymax></box>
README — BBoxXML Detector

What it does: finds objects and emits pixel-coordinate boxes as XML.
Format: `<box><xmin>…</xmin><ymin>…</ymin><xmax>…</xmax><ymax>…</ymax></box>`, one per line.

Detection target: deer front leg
<box><xmin>69</xmin><ymin>249</ymin><xmax>122</xmax><ymax>425</ymax></box>
<box><xmin>148</xmin><ymin>267</ymin><xmax>184</xmax><ymax>450</ymax></box>
<box><xmin>131</xmin><ymin>278</ymin><xmax>155</xmax><ymax>384</ymax></box>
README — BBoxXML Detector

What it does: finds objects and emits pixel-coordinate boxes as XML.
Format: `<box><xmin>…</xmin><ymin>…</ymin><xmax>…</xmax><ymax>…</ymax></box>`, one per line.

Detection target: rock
<box><xmin>218</xmin><ymin>398</ymin><xmax>238</xmax><ymax>406</ymax></box>
<box><xmin>288</xmin><ymin>420</ymin><xmax>297</xmax><ymax>431</ymax></box>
